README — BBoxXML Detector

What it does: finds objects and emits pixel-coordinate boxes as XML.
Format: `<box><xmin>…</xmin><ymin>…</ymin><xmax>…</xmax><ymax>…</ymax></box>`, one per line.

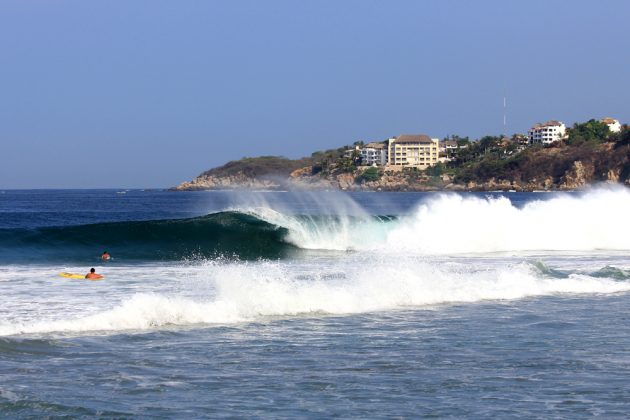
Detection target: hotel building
<box><xmin>387</xmin><ymin>134</ymin><xmax>439</xmax><ymax>168</ymax></box>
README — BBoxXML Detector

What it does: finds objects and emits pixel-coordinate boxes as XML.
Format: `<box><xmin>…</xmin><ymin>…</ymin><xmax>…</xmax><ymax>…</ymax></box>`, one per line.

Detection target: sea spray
<box><xmin>243</xmin><ymin>207</ymin><xmax>391</xmax><ymax>250</ymax></box>
<box><xmin>3</xmin><ymin>256</ymin><xmax>630</xmax><ymax>336</ymax></box>
<box><xmin>223</xmin><ymin>189</ymin><xmax>373</xmax><ymax>217</ymax></box>
<box><xmin>246</xmin><ymin>186</ymin><xmax>630</xmax><ymax>253</ymax></box>
<box><xmin>379</xmin><ymin>187</ymin><xmax>630</xmax><ymax>254</ymax></box>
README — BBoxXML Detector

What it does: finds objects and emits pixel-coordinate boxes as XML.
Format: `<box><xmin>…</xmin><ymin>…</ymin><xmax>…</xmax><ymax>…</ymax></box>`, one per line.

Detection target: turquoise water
<box><xmin>2</xmin><ymin>189</ymin><xmax>630</xmax><ymax>418</ymax></box>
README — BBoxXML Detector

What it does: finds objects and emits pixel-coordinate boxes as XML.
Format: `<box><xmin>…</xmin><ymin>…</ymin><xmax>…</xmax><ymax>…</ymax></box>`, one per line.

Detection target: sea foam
<box><xmin>248</xmin><ymin>186</ymin><xmax>630</xmax><ymax>253</ymax></box>
<box><xmin>2</xmin><ymin>258</ymin><xmax>629</xmax><ymax>336</ymax></box>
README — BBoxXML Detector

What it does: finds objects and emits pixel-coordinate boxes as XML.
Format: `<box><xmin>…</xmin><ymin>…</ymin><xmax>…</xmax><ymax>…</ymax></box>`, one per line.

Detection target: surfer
<box><xmin>85</xmin><ymin>268</ymin><xmax>103</xmax><ymax>280</ymax></box>
<box><xmin>101</xmin><ymin>251</ymin><xmax>111</xmax><ymax>261</ymax></box>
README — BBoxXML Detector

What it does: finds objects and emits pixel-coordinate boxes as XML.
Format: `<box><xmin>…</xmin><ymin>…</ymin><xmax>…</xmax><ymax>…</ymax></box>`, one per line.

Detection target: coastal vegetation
<box><xmin>356</xmin><ymin>166</ymin><xmax>381</xmax><ymax>183</ymax></box>
<box><xmin>451</xmin><ymin>124</ymin><xmax>630</xmax><ymax>187</ymax></box>
<box><xmin>200</xmin><ymin>156</ymin><xmax>313</xmax><ymax>178</ymax></box>
<box><xmin>175</xmin><ymin>121</ymin><xmax>630</xmax><ymax>191</ymax></box>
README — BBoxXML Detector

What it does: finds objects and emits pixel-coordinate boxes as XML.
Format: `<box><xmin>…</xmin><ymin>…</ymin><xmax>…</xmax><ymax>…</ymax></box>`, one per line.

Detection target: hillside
<box><xmin>172</xmin><ymin>125</ymin><xmax>630</xmax><ymax>192</ymax></box>
<box><xmin>172</xmin><ymin>147</ymin><xmax>349</xmax><ymax>190</ymax></box>
<box><xmin>173</xmin><ymin>156</ymin><xmax>303</xmax><ymax>191</ymax></box>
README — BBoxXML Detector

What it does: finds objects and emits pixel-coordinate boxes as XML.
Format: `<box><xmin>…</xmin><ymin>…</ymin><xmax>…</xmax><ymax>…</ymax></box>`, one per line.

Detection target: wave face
<box><xmin>0</xmin><ymin>212</ymin><xmax>296</xmax><ymax>262</ymax></box>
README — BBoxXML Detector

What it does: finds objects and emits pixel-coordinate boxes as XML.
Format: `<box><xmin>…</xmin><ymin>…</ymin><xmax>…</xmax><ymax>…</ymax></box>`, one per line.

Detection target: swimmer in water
<box><xmin>85</xmin><ymin>268</ymin><xmax>103</xmax><ymax>280</ymax></box>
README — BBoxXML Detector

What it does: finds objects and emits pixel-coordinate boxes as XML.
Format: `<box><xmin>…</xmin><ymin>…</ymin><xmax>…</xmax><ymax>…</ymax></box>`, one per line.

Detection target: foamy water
<box><xmin>3</xmin><ymin>188</ymin><xmax>630</xmax><ymax>417</ymax></box>
<box><xmin>2</xmin><ymin>253</ymin><xmax>630</xmax><ymax>336</ymax></box>
<box><xmin>246</xmin><ymin>187</ymin><xmax>630</xmax><ymax>253</ymax></box>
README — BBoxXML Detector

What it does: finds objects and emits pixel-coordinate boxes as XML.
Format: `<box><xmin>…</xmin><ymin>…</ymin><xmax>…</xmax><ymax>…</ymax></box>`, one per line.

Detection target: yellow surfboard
<box><xmin>58</xmin><ymin>272</ymin><xmax>104</xmax><ymax>280</ymax></box>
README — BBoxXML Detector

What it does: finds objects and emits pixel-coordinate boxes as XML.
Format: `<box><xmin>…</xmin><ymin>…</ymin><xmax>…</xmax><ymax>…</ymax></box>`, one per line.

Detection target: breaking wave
<box><xmin>2</xmin><ymin>187</ymin><xmax>630</xmax><ymax>264</ymax></box>
<box><xmin>255</xmin><ymin>187</ymin><xmax>630</xmax><ymax>253</ymax></box>
<box><xmin>2</xmin><ymin>259</ymin><xmax>629</xmax><ymax>336</ymax></box>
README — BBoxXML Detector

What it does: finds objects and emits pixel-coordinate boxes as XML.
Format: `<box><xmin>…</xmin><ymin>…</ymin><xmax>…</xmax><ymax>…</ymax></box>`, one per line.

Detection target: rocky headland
<box><xmin>172</xmin><ymin>129</ymin><xmax>630</xmax><ymax>192</ymax></box>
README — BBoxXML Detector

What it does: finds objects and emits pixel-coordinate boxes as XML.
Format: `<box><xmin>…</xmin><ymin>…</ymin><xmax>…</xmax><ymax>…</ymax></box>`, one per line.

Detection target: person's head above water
<box><xmin>85</xmin><ymin>267</ymin><xmax>103</xmax><ymax>279</ymax></box>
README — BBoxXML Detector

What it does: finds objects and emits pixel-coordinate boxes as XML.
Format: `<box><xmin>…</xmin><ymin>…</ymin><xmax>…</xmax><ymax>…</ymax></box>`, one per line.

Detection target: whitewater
<box><xmin>3</xmin><ymin>187</ymin><xmax>630</xmax><ymax>417</ymax></box>
<box><xmin>254</xmin><ymin>187</ymin><xmax>630</xmax><ymax>253</ymax></box>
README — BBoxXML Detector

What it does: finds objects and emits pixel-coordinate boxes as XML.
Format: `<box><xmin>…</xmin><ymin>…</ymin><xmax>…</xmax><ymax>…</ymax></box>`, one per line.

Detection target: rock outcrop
<box><xmin>172</xmin><ymin>172</ymin><xmax>283</xmax><ymax>191</ymax></box>
<box><xmin>559</xmin><ymin>161</ymin><xmax>594</xmax><ymax>189</ymax></box>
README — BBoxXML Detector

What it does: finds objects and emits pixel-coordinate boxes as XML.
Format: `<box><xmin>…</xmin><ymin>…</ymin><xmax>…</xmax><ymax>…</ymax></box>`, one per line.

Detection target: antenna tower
<box><xmin>503</xmin><ymin>89</ymin><xmax>507</xmax><ymax>134</ymax></box>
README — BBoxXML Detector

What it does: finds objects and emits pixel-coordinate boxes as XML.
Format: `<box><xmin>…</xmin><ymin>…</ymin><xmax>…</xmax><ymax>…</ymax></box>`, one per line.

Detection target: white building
<box><xmin>528</xmin><ymin>120</ymin><xmax>567</xmax><ymax>145</ymax></box>
<box><xmin>438</xmin><ymin>140</ymin><xmax>459</xmax><ymax>162</ymax></box>
<box><xmin>387</xmin><ymin>134</ymin><xmax>439</xmax><ymax>169</ymax></box>
<box><xmin>439</xmin><ymin>140</ymin><xmax>459</xmax><ymax>153</ymax></box>
<box><xmin>357</xmin><ymin>142</ymin><xmax>388</xmax><ymax>166</ymax></box>
<box><xmin>513</xmin><ymin>134</ymin><xmax>530</xmax><ymax>146</ymax></box>
<box><xmin>601</xmin><ymin>117</ymin><xmax>621</xmax><ymax>133</ymax></box>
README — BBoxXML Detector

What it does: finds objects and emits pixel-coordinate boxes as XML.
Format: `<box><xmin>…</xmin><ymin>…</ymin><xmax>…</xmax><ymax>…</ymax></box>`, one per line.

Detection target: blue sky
<box><xmin>1</xmin><ymin>0</ymin><xmax>628</xmax><ymax>188</ymax></box>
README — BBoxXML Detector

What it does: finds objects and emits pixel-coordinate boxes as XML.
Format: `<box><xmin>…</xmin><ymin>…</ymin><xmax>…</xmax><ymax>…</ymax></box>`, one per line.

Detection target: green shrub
<box><xmin>357</xmin><ymin>166</ymin><xmax>381</xmax><ymax>183</ymax></box>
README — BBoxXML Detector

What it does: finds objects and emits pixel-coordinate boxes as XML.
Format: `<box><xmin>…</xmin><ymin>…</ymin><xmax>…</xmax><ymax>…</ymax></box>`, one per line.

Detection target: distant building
<box><xmin>500</xmin><ymin>136</ymin><xmax>513</xmax><ymax>146</ymax></box>
<box><xmin>439</xmin><ymin>140</ymin><xmax>459</xmax><ymax>161</ymax></box>
<box><xmin>512</xmin><ymin>134</ymin><xmax>530</xmax><ymax>146</ymax></box>
<box><xmin>439</xmin><ymin>140</ymin><xmax>459</xmax><ymax>153</ymax></box>
<box><xmin>355</xmin><ymin>141</ymin><xmax>388</xmax><ymax>166</ymax></box>
<box><xmin>387</xmin><ymin>134</ymin><xmax>439</xmax><ymax>168</ymax></box>
<box><xmin>528</xmin><ymin>120</ymin><xmax>566</xmax><ymax>145</ymax></box>
<box><xmin>601</xmin><ymin>117</ymin><xmax>621</xmax><ymax>133</ymax></box>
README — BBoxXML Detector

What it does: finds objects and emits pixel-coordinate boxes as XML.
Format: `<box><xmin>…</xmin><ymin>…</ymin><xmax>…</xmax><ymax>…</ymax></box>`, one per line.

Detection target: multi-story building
<box><xmin>357</xmin><ymin>142</ymin><xmax>388</xmax><ymax>166</ymax></box>
<box><xmin>439</xmin><ymin>140</ymin><xmax>459</xmax><ymax>153</ymax></box>
<box><xmin>528</xmin><ymin>121</ymin><xmax>566</xmax><ymax>145</ymax></box>
<box><xmin>345</xmin><ymin>142</ymin><xmax>388</xmax><ymax>166</ymax></box>
<box><xmin>387</xmin><ymin>134</ymin><xmax>439</xmax><ymax>168</ymax></box>
<box><xmin>601</xmin><ymin>117</ymin><xmax>621</xmax><ymax>133</ymax></box>
<box><xmin>438</xmin><ymin>139</ymin><xmax>459</xmax><ymax>162</ymax></box>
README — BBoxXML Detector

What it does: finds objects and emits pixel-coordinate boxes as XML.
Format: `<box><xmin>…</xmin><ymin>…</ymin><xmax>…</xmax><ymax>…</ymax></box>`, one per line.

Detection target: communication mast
<box><xmin>503</xmin><ymin>88</ymin><xmax>507</xmax><ymax>135</ymax></box>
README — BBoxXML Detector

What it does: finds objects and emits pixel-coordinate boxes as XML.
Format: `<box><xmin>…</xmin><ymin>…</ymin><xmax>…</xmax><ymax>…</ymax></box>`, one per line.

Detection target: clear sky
<box><xmin>1</xmin><ymin>0</ymin><xmax>628</xmax><ymax>188</ymax></box>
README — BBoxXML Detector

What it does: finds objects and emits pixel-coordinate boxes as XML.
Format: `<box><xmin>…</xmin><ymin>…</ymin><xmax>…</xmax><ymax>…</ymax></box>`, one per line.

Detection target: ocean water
<box><xmin>2</xmin><ymin>187</ymin><xmax>630</xmax><ymax>417</ymax></box>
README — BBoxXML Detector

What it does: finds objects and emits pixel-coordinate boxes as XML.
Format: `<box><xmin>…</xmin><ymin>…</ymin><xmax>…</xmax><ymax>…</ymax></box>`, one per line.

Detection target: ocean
<box><xmin>2</xmin><ymin>187</ymin><xmax>630</xmax><ymax>418</ymax></box>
